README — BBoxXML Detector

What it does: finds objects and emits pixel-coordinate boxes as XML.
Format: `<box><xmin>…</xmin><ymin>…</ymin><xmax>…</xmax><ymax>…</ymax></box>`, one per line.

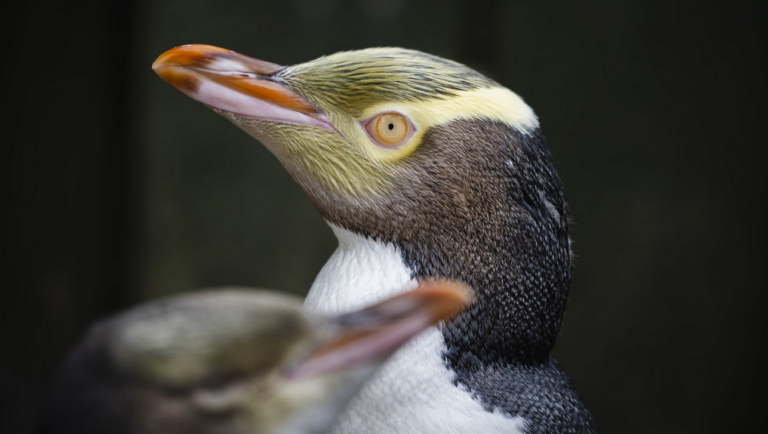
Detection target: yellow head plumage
<box><xmin>153</xmin><ymin>46</ymin><xmax>538</xmax><ymax>198</ymax></box>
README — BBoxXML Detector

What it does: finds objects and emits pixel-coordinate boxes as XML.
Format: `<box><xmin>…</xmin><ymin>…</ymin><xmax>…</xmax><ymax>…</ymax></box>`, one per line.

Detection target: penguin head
<box><xmin>152</xmin><ymin>45</ymin><xmax>539</xmax><ymax>221</ymax></box>
<box><xmin>153</xmin><ymin>46</ymin><xmax>571</xmax><ymax>363</ymax></box>
<box><xmin>42</xmin><ymin>283</ymin><xmax>469</xmax><ymax>434</ymax></box>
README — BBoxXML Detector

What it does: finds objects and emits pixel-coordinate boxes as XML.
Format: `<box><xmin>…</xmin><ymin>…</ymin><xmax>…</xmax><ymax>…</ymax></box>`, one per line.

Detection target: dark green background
<box><xmin>2</xmin><ymin>0</ymin><xmax>766</xmax><ymax>433</ymax></box>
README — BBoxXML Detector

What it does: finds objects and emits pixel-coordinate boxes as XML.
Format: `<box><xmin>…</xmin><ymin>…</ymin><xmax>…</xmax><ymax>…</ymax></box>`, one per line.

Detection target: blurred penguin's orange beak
<box><xmin>287</xmin><ymin>280</ymin><xmax>472</xmax><ymax>379</ymax></box>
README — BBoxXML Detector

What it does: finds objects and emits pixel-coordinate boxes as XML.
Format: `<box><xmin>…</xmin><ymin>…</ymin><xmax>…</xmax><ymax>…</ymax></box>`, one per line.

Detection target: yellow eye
<box><xmin>364</xmin><ymin>112</ymin><xmax>414</xmax><ymax>148</ymax></box>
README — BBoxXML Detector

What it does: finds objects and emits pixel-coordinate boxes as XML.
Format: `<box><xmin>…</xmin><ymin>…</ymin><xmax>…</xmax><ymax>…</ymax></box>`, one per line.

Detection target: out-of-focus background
<box><xmin>1</xmin><ymin>0</ymin><xmax>765</xmax><ymax>432</ymax></box>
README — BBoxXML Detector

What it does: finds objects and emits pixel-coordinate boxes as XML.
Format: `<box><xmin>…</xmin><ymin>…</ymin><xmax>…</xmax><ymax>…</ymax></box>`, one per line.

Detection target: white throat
<box><xmin>304</xmin><ymin>225</ymin><xmax>525</xmax><ymax>434</ymax></box>
<box><xmin>304</xmin><ymin>224</ymin><xmax>418</xmax><ymax>313</ymax></box>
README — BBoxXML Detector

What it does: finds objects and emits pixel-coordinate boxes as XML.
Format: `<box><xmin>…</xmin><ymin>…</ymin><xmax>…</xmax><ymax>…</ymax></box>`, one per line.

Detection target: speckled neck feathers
<box><xmin>307</xmin><ymin>119</ymin><xmax>572</xmax><ymax>365</ymax></box>
<box><xmin>306</xmin><ymin>118</ymin><xmax>596</xmax><ymax>433</ymax></box>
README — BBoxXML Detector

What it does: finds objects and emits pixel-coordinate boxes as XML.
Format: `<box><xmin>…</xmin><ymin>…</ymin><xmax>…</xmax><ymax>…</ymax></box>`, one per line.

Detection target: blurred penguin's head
<box><xmin>42</xmin><ymin>282</ymin><xmax>469</xmax><ymax>434</ymax></box>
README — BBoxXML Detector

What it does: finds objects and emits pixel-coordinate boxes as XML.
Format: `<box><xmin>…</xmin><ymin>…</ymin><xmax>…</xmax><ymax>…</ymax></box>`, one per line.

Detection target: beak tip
<box><xmin>413</xmin><ymin>279</ymin><xmax>473</xmax><ymax>325</ymax></box>
<box><xmin>151</xmin><ymin>49</ymin><xmax>177</xmax><ymax>73</ymax></box>
<box><xmin>427</xmin><ymin>279</ymin><xmax>473</xmax><ymax>302</ymax></box>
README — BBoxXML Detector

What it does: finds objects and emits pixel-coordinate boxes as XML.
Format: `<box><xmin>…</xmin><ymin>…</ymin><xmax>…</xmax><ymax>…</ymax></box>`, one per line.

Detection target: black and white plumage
<box><xmin>153</xmin><ymin>45</ymin><xmax>597</xmax><ymax>433</ymax></box>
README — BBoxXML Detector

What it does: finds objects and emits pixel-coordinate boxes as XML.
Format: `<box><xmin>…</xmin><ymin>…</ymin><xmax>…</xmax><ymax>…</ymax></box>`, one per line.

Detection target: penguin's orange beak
<box><xmin>152</xmin><ymin>44</ymin><xmax>333</xmax><ymax>130</ymax></box>
<box><xmin>287</xmin><ymin>280</ymin><xmax>471</xmax><ymax>379</ymax></box>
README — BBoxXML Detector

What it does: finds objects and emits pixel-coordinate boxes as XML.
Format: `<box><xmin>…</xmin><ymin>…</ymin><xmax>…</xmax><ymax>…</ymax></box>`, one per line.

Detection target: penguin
<box><xmin>153</xmin><ymin>45</ymin><xmax>597</xmax><ymax>434</ymax></box>
<box><xmin>39</xmin><ymin>282</ymin><xmax>468</xmax><ymax>434</ymax></box>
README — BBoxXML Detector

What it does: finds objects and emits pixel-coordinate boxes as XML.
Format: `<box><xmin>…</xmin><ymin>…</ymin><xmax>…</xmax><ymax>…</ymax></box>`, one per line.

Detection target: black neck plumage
<box><xmin>396</xmin><ymin>125</ymin><xmax>573</xmax><ymax>368</ymax></box>
<box><xmin>314</xmin><ymin>120</ymin><xmax>591</xmax><ymax>432</ymax></box>
<box><xmin>317</xmin><ymin>120</ymin><xmax>572</xmax><ymax>367</ymax></box>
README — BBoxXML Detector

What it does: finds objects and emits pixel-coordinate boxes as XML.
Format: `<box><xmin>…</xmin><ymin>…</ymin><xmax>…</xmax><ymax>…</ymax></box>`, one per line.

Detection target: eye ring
<box><xmin>362</xmin><ymin>112</ymin><xmax>416</xmax><ymax>148</ymax></box>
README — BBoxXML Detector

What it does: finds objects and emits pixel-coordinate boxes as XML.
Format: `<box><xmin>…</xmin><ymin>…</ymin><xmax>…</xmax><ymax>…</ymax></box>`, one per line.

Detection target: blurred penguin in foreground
<box><xmin>40</xmin><ymin>281</ymin><xmax>469</xmax><ymax>434</ymax></box>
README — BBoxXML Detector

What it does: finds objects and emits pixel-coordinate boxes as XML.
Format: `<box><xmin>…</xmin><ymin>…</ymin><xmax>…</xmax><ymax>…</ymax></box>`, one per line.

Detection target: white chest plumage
<box><xmin>304</xmin><ymin>225</ymin><xmax>524</xmax><ymax>434</ymax></box>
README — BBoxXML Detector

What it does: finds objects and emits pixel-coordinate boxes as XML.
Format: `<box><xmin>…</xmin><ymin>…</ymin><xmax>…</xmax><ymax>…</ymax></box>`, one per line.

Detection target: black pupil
<box><xmin>388</xmin><ymin>123</ymin><xmax>394</xmax><ymax>130</ymax></box>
